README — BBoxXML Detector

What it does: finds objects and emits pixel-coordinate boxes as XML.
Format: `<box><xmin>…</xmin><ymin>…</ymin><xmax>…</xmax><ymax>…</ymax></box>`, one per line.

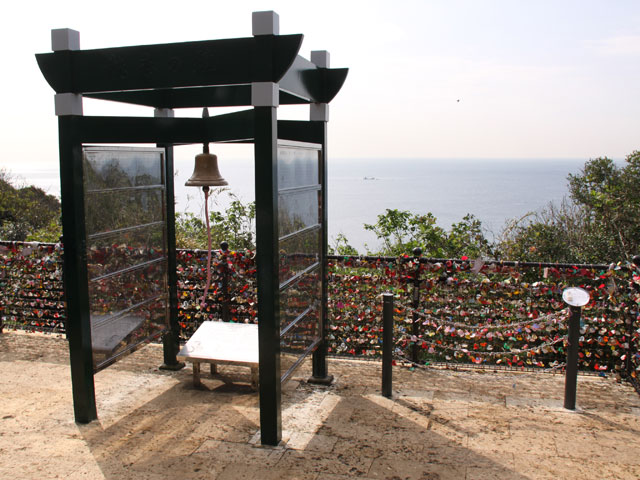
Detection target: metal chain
<box><xmin>394</xmin><ymin>335</ymin><xmax>567</xmax><ymax>358</ymax></box>
<box><xmin>402</xmin><ymin>305</ymin><xmax>567</xmax><ymax>331</ymax></box>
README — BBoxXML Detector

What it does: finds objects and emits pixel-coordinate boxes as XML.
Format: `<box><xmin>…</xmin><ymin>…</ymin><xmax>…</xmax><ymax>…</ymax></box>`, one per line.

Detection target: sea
<box><xmin>8</xmin><ymin>158</ymin><xmax>591</xmax><ymax>253</ymax></box>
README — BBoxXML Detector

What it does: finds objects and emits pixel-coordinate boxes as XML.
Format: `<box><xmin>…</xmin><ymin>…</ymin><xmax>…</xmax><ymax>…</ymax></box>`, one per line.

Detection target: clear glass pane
<box><xmin>278</xmin><ymin>189</ymin><xmax>319</xmax><ymax>238</ymax></box>
<box><xmin>279</xmin><ymin>228</ymin><xmax>320</xmax><ymax>287</ymax></box>
<box><xmin>278</xmin><ymin>145</ymin><xmax>319</xmax><ymax>190</ymax></box>
<box><xmin>89</xmin><ymin>259</ymin><xmax>167</xmax><ymax>318</ymax></box>
<box><xmin>85</xmin><ymin>188</ymin><xmax>164</xmax><ymax>235</ymax></box>
<box><xmin>84</xmin><ymin>148</ymin><xmax>164</xmax><ymax>191</ymax></box>
<box><xmin>91</xmin><ymin>295</ymin><xmax>167</xmax><ymax>369</ymax></box>
<box><xmin>87</xmin><ymin>224</ymin><xmax>166</xmax><ymax>279</ymax></box>
<box><xmin>280</xmin><ymin>311</ymin><xmax>319</xmax><ymax>379</ymax></box>
<box><xmin>280</xmin><ymin>268</ymin><xmax>320</xmax><ymax>332</ymax></box>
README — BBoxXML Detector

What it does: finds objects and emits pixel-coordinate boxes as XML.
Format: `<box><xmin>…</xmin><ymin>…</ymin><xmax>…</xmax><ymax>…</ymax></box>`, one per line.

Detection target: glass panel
<box><xmin>83</xmin><ymin>146</ymin><xmax>168</xmax><ymax>371</ymax></box>
<box><xmin>87</xmin><ymin>224</ymin><xmax>166</xmax><ymax>279</ymax></box>
<box><xmin>91</xmin><ymin>295</ymin><xmax>167</xmax><ymax>369</ymax></box>
<box><xmin>278</xmin><ymin>189</ymin><xmax>319</xmax><ymax>238</ymax></box>
<box><xmin>279</xmin><ymin>228</ymin><xmax>320</xmax><ymax>286</ymax></box>
<box><xmin>84</xmin><ymin>148</ymin><xmax>164</xmax><ymax>191</ymax></box>
<box><xmin>280</xmin><ymin>311</ymin><xmax>319</xmax><ymax>379</ymax></box>
<box><xmin>278</xmin><ymin>145</ymin><xmax>319</xmax><ymax>190</ymax></box>
<box><xmin>280</xmin><ymin>268</ymin><xmax>320</xmax><ymax>333</ymax></box>
<box><xmin>89</xmin><ymin>259</ymin><xmax>167</xmax><ymax>319</ymax></box>
<box><xmin>85</xmin><ymin>188</ymin><xmax>164</xmax><ymax>235</ymax></box>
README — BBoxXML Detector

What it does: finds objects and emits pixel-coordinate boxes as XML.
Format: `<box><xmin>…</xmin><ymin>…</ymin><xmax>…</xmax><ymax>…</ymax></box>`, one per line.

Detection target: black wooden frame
<box><xmin>38</xmin><ymin>27</ymin><xmax>346</xmax><ymax>446</ymax></box>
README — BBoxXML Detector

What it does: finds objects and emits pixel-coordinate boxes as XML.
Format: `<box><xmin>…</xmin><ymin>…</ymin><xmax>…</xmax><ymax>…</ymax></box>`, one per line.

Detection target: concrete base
<box><xmin>159</xmin><ymin>361</ymin><xmax>185</xmax><ymax>371</ymax></box>
<box><xmin>307</xmin><ymin>374</ymin><xmax>334</xmax><ymax>386</ymax></box>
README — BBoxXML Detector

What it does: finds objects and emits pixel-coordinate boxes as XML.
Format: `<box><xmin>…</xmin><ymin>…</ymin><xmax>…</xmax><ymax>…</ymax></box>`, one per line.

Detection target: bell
<box><xmin>185</xmin><ymin>144</ymin><xmax>228</xmax><ymax>187</ymax></box>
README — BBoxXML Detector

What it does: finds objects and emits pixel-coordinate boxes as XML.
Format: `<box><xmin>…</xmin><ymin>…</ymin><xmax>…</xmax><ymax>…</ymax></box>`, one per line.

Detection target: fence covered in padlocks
<box><xmin>1</xmin><ymin>241</ymin><xmax>638</xmax><ymax>389</ymax></box>
<box><xmin>327</xmin><ymin>255</ymin><xmax>639</xmax><ymax>381</ymax></box>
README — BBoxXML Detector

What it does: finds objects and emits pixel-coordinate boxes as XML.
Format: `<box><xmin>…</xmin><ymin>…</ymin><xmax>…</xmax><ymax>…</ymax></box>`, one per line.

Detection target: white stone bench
<box><xmin>177</xmin><ymin>321</ymin><xmax>259</xmax><ymax>389</ymax></box>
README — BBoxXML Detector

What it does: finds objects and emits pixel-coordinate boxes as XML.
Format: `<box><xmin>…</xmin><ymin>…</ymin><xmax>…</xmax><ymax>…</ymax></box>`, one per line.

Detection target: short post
<box><xmin>411</xmin><ymin>247</ymin><xmax>422</xmax><ymax>364</ymax></box>
<box><xmin>382</xmin><ymin>293</ymin><xmax>394</xmax><ymax>398</ymax></box>
<box><xmin>564</xmin><ymin>306</ymin><xmax>581</xmax><ymax>410</ymax></box>
<box><xmin>626</xmin><ymin>256</ymin><xmax>640</xmax><ymax>378</ymax></box>
<box><xmin>220</xmin><ymin>241</ymin><xmax>230</xmax><ymax>322</ymax></box>
<box><xmin>562</xmin><ymin>287</ymin><xmax>589</xmax><ymax>410</ymax></box>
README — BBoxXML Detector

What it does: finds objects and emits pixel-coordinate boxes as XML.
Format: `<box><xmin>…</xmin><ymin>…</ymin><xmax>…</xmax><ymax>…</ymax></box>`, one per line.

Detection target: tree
<box><xmin>567</xmin><ymin>152</ymin><xmax>640</xmax><ymax>261</ymax></box>
<box><xmin>0</xmin><ymin>170</ymin><xmax>61</xmax><ymax>242</ymax></box>
<box><xmin>363</xmin><ymin>208</ymin><xmax>492</xmax><ymax>258</ymax></box>
<box><xmin>175</xmin><ymin>191</ymin><xmax>255</xmax><ymax>250</ymax></box>
<box><xmin>329</xmin><ymin>233</ymin><xmax>359</xmax><ymax>256</ymax></box>
<box><xmin>497</xmin><ymin>151</ymin><xmax>640</xmax><ymax>263</ymax></box>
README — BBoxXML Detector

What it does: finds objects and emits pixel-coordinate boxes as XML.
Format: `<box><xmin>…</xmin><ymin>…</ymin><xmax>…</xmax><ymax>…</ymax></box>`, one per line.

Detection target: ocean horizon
<box><xmin>6</xmin><ymin>157</ymin><xmax>594</xmax><ymax>253</ymax></box>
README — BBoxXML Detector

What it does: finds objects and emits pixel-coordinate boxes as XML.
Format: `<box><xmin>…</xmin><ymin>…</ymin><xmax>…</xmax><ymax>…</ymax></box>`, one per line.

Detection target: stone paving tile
<box><xmin>285</xmin><ymin>432</ymin><xmax>338</xmax><ymax>452</ymax></box>
<box><xmin>367</xmin><ymin>456</ymin><xmax>467</xmax><ymax>480</ymax></box>
<box><xmin>316</xmin><ymin>474</ymin><xmax>375</xmax><ymax>480</ymax></box>
<box><xmin>2</xmin><ymin>332</ymin><xmax>640</xmax><ymax>480</ymax></box>
<box><xmin>426</xmin><ymin>418</ymin><xmax>470</xmax><ymax>447</ymax></box>
<box><xmin>512</xmin><ymin>454</ymin><xmax>639</xmax><ymax>480</ymax></box>
<box><xmin>464</xmin><ymin>454</ymin><xmax>517</xmax><ymax>480</ymax></box>
<box><xmin>505</xmin><ymin>396</ymin><xmax>564</xmax><ymax>409</ymax></box>
<box><xmin>129</xmin><ymin>453</ymin><xmax>227</xmax><ymax>480</ymax></box>
<box><xmin>194</xmin><ymin>439</ymin><xmax>285</xmax><ymax>467</ymax></box>
<box><xmin>331</xmin><ymin>436</ymin><xmax>390</xmax><ymax>459</ymax></box>
<box><xmin>217</xmin><ymin>463</ymin><xmax>318</xmax><ymax>480</ymax></box>
<box><xmin>276</xmin><ymin>449</ymin><xmax>374</xmax><ymax>476</ymax></box>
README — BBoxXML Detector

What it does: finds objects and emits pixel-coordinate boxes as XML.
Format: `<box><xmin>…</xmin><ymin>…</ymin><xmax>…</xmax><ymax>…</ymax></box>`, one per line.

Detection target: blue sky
<box><xmin>2</xmin><ymin>0</ymin><xmax>639</xmax><ymax>176</ymax></box>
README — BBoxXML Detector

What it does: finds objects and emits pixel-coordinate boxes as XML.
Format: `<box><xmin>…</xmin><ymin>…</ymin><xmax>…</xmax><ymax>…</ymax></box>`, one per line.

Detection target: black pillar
<box><xmin>59</xmin><ymin>116</ymin><xmax>97</xmax><ymax>423</ymax></box>
<box><xmin>310</xmin><ymin>120</ymin><xmax>333</xmax><ymax>385</ymax></box>
<box><xmin>254</xmin><ymin>106</ymin><xmax>282</xmax><ymax>446</ymax></box>
<box><xmin>159</xmin><ymin>143</ymin><xmax>184</xmax><ymax>370</ymax></box>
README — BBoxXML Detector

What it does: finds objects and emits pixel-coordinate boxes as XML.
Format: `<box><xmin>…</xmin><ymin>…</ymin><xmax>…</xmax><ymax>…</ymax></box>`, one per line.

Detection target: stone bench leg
<box><xmin>193</xmin><ymin>362</ymin><xmax>201</xmax><ymax>387</ymax></box>
<box><xmin>251</xmin><ymin>366</ymin><xmax>258</xmax><ymax>390</ymax></box>
<box><xmin>210</xmin><ymin>363</ymin><xmax>217</xmax><ymax>376</ymax></box>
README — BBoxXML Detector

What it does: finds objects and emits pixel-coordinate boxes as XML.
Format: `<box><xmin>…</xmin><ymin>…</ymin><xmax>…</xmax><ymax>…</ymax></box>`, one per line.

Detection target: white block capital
<box><xmin>51</xmin><ymin>29</ymin><xmax>80</xmax><ymax>51</ymax></box>
<box><xmin>54</xmin><ymin>93</ymin><xmax>83</xmax><ymax>116</ymax></box>
<box><xmin>311</xmin><ymin>51</ymin><xmax>330</xmax><ymax>68</ymax></box>
<box><xmin>154</xmin><ymin>108</ymin><xmax>175</xmax><ymax>118</ymax></box>
<box><xmin>252</xmin><ymin>82</ymin><xmax>279</xmax><ymax>107</ymax></box>
<box><xmin>310</xmin><ymin>103</ymin><xmax>329</xmax><ymax>122</ymax></box>
<box><xmin>252</xmin><ymin>11</ymin><xmax>279</xmax><ymax>36</ymax></box>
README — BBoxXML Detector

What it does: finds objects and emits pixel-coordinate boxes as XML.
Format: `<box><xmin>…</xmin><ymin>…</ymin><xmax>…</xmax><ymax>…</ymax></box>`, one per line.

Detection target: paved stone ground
<box><xmin>1</xmin><ymin>331</ymin><xmax>639</xmax><ymax>479</ymax></box>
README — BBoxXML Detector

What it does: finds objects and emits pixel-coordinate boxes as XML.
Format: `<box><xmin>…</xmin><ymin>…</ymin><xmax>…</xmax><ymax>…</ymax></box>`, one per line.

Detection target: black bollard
<box><xmin>382</xmin><ymin>293</ymin><xmax>394</xmax><ymax>398</ymax></box>
<box><xmin>564</xmin><ymin>305</ymin><xmax>581</xmax><ymax>410</ymax></box>
<box><xmin>411</xmin><ymin>247</ymin><xmax>422</xmax><ymax>364</ymax></box>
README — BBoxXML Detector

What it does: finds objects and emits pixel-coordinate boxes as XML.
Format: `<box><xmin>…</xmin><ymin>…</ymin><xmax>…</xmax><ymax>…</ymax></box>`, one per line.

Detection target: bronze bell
<box><xmin>185</xmin><ymin>144</ymin><xmax>228</xmax><ymax>187</ymax></box>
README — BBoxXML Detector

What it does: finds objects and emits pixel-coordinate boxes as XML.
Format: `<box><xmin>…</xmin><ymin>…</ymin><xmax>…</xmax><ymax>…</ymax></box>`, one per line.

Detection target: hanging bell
<box><xmin>185</xmin><ymin>143</ymin><xmax>228</xmax><ymax>187</ymax></box>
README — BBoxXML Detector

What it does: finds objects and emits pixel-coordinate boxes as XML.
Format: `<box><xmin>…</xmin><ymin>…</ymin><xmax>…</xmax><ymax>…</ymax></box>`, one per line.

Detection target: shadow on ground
<box><xmin>77</xmin><ymin>366</ymin><xmax>532</xmax><ymax>480</ymax></box>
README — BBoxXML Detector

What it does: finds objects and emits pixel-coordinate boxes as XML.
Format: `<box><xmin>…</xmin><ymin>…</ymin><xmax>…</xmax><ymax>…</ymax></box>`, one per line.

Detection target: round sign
<box><xmin>562</xmin><ymin>287</ymin><xmax>590</xmax><ymax>307</ymax></box>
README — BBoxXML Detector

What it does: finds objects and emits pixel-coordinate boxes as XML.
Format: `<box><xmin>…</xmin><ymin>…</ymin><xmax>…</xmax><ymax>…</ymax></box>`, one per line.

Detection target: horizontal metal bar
<box><xmin>279</xmin><ymin>262</ymin><xmax>319</xmax><ymax>291</ymax></box>
<box><xmin>94</xmin><ymin>328</ymin><xmax>165</xmax><ymax>372</ymax></box>
<box><xmin>278</xmin><ymin>184</ymin><xmax>320</xmax><ymax>195</ymax></box>
<box><xmin>87</xmin><ymin>221</ymin><xmax>165</xmax><ymax>241</ymax></box>
<box><xmin>89</xmin><ymin>257</ymin><xmax>166</xmax><ymax>283</ymax></box>
<box><xmin>280</xmin><ymin>338</ymin><xmax>321</xmax><ymax>384</ymax></box>
<box><xmin>278</xmin><ymin>224</ymin><xmax>321</xmax><ymax>243</ymax></box>
<box><xmin>86</xmin><ymin>184</ymin><xmax>164</xmax><ymax>194</ymax></box>
<box><xmin>90</xmin><ymin>292</ymin><xmax>167</xmax><ymax>329</ymax></box>
<box><xmin>279</xmin><ymin>306</ymin><xmax>314</xmax><ymax>338</ymax></box>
